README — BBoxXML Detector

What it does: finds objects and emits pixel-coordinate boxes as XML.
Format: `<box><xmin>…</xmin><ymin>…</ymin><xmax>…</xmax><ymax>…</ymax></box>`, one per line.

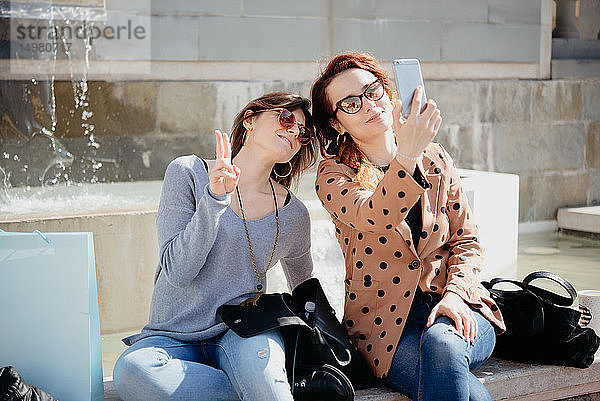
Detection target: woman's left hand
<box><xmin>426</xmin><ymin>291</ymin><xmax>478</xmax><ymax>344</ymax></box>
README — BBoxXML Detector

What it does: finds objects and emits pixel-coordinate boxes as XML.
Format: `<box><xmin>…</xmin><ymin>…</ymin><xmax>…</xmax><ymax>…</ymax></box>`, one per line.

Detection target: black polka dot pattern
<box><xmin>379</xmin><ymin>236</ymin><xmax>387</xmax><ymax>244</ymax></box>
<box><xmin>392</xmin><ymin>277</ymin><xmax>400</xmax><ymax>284</ymax></box>
<box><xmin>378</xmin><ymin>289</ymin><xmax>385</xmax><ymax>297</ymax></box>
<box><xmin>367</xmin><ymin>344</ymin><xmax>372</xmax><ymax>352</ymax></box>
<box><xmin>362</xmin><ymin>307</ymin><xmax>370</xmax><ymax>314</ymax></box>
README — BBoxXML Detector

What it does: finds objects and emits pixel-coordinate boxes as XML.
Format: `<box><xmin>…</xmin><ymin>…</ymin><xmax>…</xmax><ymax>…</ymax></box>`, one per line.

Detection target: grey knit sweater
<box><xmin>123</xmin><ymin>155</ymin><xmax>313</xmax><ymax>345</ymax></box>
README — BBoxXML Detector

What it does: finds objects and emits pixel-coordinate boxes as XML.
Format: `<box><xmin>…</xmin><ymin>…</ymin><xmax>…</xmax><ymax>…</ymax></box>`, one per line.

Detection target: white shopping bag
<box><xmin>0</xmin><ymin>231</ymin><xmax>103</xmax><ymax>401</ymax></box>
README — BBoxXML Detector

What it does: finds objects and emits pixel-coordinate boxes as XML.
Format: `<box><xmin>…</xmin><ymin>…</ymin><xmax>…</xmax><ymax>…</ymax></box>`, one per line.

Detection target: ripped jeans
<box><xmin>383</xmin><ymin>297</ymin><xmax>497</xmax><ymax>401</ymax></box>
<box><xmin>113</xmin><ymin>329</ymin><xmax>293</xmax><ymax>401</ymax></box>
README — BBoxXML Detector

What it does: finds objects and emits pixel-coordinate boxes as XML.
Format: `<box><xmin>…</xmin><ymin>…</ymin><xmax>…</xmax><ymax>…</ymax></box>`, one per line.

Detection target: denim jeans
<box><xmin>383</xmin><ymin>296</ymin><xmax>497</xmax><ymax>401</ymax></box>
<box><xmin>113</xmin><ymin>329</ymin><xmax>293</xmax><ymax>401</ymax></box>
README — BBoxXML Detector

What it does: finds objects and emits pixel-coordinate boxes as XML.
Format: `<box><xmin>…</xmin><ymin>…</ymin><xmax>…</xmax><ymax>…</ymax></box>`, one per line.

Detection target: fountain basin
<box><xmin>0</xmin><ymin>168</ymin><xmax>519</xmax><ymax>334</ymax></box>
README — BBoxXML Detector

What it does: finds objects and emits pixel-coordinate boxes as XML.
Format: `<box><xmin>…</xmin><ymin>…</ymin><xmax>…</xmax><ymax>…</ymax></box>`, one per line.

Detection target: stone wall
<box><xmin>1</xmin><ymin>77</ymin><xmax>597</xmax><ymax>222</ymax></box>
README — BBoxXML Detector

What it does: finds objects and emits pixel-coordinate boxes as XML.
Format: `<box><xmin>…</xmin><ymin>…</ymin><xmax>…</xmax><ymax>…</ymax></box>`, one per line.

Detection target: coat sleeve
<box><xmin>439</xmin><ymin>144</ymin><xmax>485</xmax><ymax>303</ymax></box>
<box><xmin>156</xmin><ymin>159</ymin><xmax>231</xmax><ymax>288</ymax></box>
<box><xmin>315</xmin><ymin>157</ymin><xmax>428</xmax><ymax>233</ymax></box>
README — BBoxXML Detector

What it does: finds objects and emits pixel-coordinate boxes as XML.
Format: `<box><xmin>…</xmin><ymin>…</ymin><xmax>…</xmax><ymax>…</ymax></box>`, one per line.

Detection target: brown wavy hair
<box><xmin>311</xmin><ymin>52</ymin><xmax>394</xmax><ymax>190</ymax></box>
<box><xmin>230</xmin><ymin>92</ymin><xmax>317</xmax><ymax>189</ymax></box>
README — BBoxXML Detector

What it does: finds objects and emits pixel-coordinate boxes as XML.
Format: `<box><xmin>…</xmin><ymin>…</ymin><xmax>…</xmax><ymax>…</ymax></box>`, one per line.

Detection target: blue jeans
<box><xmin>383</xmin><ymin>297</ymin><xmax>497</xmax><ymax>401</ymax></box>
<box><xmin>113</xmin><ymin>329</ymin><xmax>293</xmax><ymax>401</ymax></box>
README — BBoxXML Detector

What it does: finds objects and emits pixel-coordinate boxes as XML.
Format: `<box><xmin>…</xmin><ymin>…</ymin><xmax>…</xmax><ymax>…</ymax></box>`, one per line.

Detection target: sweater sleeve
<box><xmin>156</xmin><ymin>158</ymin><xmax>232</xmax><ymax>288</ymax></box>
<box><xmin>439</xmin><ymin>145</ymin><xmax>485</xmax><ymax>303</ymax></box>
<box><xmin>280</xmin><ymin>201</ymin><xmax>314</xmax><ymax>291</ymax></box>
<box><xmin>315</xmin><ymin>157</ymin><xmax>428</xmax><ymax>233</ymax></box>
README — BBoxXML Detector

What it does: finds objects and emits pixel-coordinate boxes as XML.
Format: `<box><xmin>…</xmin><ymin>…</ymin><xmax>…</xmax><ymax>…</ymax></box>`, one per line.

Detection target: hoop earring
<box><xmin>337</xmin><ymin>132</ymin><xmax>348</xmax><ymax>146</ymax></box>
<box><xmin>273</xmin><ymin>161</ymin><xmax>292</xmax><ymax>179</ymax></box>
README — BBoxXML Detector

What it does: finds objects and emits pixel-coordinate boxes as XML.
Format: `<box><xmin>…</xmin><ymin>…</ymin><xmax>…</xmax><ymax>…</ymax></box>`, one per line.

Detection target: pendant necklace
<box><xmin>236</xmin><ymin>178</ymin><xmax>280</xmax><ymax>306</ymax></box>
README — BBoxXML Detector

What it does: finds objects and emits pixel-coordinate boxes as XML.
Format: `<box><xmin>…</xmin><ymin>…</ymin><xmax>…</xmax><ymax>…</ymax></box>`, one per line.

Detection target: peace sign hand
<box><xmin>208</xmin><ymin>130</ymin><xmax>241</xmax><ymax>196</ymax></box>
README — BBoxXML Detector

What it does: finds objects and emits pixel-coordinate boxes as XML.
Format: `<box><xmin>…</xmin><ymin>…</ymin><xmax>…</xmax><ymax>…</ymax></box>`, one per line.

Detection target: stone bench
<box><xmin>103</xmin><ymin>356</ymin><xmax>600</xmax><ymax>400</ymax></box>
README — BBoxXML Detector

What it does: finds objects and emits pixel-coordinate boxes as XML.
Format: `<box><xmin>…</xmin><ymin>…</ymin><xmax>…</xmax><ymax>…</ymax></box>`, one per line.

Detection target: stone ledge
<box><xmin>102</xmin><ymin>357</ymin><xmax>600</xmax><ymax>401</ymax></box>
<box><xmin>557</xmin><ymin>206</ymin><xmax>600</xmax><ymax>235</ymax></box>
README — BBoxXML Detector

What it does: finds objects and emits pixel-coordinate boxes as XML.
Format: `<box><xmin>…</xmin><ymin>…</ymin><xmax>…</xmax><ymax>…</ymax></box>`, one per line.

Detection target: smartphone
<box><xmin>392</xmin><ymin>59</ymin><xmax>427</xmax><ymax>118</ymax></box>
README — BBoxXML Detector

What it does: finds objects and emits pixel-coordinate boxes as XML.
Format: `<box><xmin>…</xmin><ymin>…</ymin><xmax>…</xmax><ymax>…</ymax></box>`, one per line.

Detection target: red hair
<box><xmin>311</xmin><ymin>52</ymin><xmax>394</xmax><ymax>190</ymax></box>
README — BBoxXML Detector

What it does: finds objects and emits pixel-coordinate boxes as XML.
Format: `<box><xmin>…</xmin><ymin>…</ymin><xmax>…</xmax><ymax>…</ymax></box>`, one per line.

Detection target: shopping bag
<box><xmin>0</xmin><ymin>231</ymin><xmax>104</xmax><ymax>401</ymax></box>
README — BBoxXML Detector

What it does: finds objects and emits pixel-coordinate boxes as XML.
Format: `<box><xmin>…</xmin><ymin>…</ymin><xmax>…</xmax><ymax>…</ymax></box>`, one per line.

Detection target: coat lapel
<box><xmin>417</xmin><ymin>152</ymin><xmax>442</xmax><ymax>255</ymax></box>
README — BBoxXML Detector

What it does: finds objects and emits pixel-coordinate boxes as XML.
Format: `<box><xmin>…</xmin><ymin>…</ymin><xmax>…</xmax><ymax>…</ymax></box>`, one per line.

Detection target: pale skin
<box><xmin>207</xmin><ymin>108</ymin><xmax>306</xmax><ymax>221</ymax></box>
<box><xmin>326</xmin><ymin>68</ymin><xmax>477</xmax><ymax>344</ymax></box>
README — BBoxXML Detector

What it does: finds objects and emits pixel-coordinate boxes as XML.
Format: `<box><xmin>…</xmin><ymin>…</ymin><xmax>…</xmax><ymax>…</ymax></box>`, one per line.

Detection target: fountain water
<box><xmin>0</xmin><ymin>2</ymin><xmax>147</xmax><ymax>213</ymax></box>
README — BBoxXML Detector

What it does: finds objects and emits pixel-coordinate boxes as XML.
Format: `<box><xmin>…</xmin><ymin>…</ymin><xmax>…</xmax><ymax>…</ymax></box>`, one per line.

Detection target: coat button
<box><xmin>410</xmin><ymin>260</ymin><xmax>420</xmax><ymax>270</ymax></box>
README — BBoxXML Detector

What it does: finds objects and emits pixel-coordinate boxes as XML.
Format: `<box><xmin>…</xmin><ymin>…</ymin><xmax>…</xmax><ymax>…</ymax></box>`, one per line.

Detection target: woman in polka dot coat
<box><xmin>311</xmin><ymin>53</ymin><xmax>506</xmax><ymax>401</ymax></box>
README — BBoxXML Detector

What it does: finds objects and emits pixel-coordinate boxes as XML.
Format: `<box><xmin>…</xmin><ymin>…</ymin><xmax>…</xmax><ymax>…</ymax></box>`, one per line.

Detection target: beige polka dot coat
<box><xmin>314</xmin><ymin>143</ymin><xmax>506</xmax><ymax>378</ymax></box>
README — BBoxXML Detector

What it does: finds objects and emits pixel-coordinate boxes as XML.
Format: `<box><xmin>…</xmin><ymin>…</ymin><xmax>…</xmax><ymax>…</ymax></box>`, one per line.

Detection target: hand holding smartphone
<box><xmin>392</xmin><ymin>59</ymin><xmax>427</xmax><ymax>118</ymax></box>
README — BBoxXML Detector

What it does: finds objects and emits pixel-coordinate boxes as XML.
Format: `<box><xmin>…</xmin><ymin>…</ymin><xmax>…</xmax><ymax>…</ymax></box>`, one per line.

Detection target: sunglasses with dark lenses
<box><xmin>334</xmin><ymin>79</ymin><xmax>385</xmax><ymax>115</ymax></box>
<box><xmin>249</xmin><ymin>108</ymin><xmax>312</xmax><ymax>145</ymax></box>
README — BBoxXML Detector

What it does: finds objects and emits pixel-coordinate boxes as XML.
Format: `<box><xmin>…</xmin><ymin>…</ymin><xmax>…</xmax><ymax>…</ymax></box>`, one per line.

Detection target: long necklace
<box><xmin>236</xmin><ymin>178</ymin><xmax>280</xmax><ymax>306</ymax></box>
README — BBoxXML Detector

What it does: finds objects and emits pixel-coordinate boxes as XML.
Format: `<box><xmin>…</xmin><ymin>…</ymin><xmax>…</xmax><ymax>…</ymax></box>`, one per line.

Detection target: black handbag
<box><xmin>0</xmin><ymin>366</ymin><xmax>58</xmax><ymax>401</ymax></box>
<box><xmin>482</xmin><ymin>271</ymin><xmax>600</xmax><ymax>368</ymax></box>
<box><xmin>289</xmin><ymin>278</ymin><xmax>373</xmax><ymax>390</ymax></box>
<box><xmin>218</xmin><ymin>278</ymin><xmax>373</xmax><ymax>400</ymax></box>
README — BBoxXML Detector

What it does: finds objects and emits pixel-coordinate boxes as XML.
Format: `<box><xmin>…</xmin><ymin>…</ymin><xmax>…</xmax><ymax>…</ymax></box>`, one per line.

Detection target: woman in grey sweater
<box><xmin>113</xmin><ymin>92</ymin><xmax>317</xmax><ymax>401</ymax></box>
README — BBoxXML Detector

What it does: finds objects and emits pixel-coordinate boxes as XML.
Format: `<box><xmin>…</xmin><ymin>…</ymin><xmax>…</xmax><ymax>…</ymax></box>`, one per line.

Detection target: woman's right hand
<box><xmin>209</xmin><ymin>130</ymin><xmax>241</xmax><ymax>196</ymax></box>
<box><xmin>392</xmin><ymin>86</ymin><xmax>442</xmax><ymax>164</ymax></box>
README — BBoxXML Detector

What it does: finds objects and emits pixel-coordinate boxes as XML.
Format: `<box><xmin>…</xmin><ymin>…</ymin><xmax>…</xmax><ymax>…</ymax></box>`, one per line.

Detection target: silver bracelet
<box><xmin>396</xmin><ymin>151</ymin><xmax>421</xmax><ymax>161</ymax></box>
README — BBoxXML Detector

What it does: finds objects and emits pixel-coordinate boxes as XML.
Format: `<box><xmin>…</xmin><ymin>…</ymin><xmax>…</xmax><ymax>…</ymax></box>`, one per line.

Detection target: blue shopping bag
<box><xmin>0</xmin><ymin>231</ymin><xmax>103</xmax><ymax>401</ymax></box>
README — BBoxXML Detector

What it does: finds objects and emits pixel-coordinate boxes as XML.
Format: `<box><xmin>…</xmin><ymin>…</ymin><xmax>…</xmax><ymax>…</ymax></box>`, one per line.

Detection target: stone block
<box><xmin>52</xmin><ymin>81</ymin><xmax>158</xmax><ymax>139</ymax></box>
<box><xmin>197</xmin><ymin>16</ymin><xmax>328</xmax><ymax>61</ymax></box>
<box><xmin>519</xmin><ymin>173</ymin><xmax>590</xmax><ymax>221</ymax></box>
<box><xmin>582</xmin><ymin>80</ymin><xmax>600</xmax><ymax>121</ymax></box>
<box><xmin>150</xmin><ymin>0</ymin><xmax>241</xmax><ymax>15</ymax></box>
<box><xmin>436</xmin><ymin>123</ymin><xmax>491</xmax><ymax>171</ymax></box>
<box><xmin>373</xmin><ymin>0</ymin><xmax>487</xmax><ymax>21</ymax></box>
<box><xmin>331</xmin><ymin>20</ymin><xmax>378</xmax><ymax>56</ymax></box>
<box><xmin>157</xmin><ymin>82</ymin><xmax>217</xmax><ymax>134</ymax></box>
<box><xmin>442</xmin><ymin>23</ymin><xmax>540</xmax><ymax>62</ymax></box>
<box><xmin>150</xmin><ymin>15</ymin><xmax>198</xmax><ymax>60</ymax></box>
<box><xmin>331</xmin><ymin>0</ymin><xmax>375</xmax><ymax>19</ymax></box>
<box><xmin>478</xmin><ymin>81</ymin><xmax>532</xmax><ymax>123</ymax></box>
<box><xmin>244</xmin><ymin>0</ymin><xmax>328</xmax><ymax>17</ymax></box>
<box><xmin>426</xmin><ymin>80</ymin><xmax>477</xmax><ymax>125</ymax></box>
<box><xmin>589</xmin><ymin>171</ymin><xmax>600</xmax><ymax>204</ymax></box>
<box><xmin>94</xmin><ymin>11</ymin><xmax>152</xmax><ymax>63</ymax></box>
<box><xmin>579</xmin><ymin>0</ymin><xmax>600</xmax><ymax>40</ymax></box>
<box><xmin>488</xmin><ymin>0</ymin><xmax>542</xmax><ymax>25</ymax></box>
<box><xmin>371</xmin><ymin>20</ymin><xmax>442</xmax><ymax>62</ymax></box>
<box><xmin>493</xmin><ymin>122</ymin><xmax>586</xmax><ymax>173</ymax></box>
<box><xmin>532</xmin><ymin>80</ymin><xmax>582</xmax><ymax>123</ymax></box>
<box><xmin>588</xmin><ymin>122</ymin><xmax>600</xmax><ymax>169</ymax></box>
<box><xmin>106</xmin><ymin>0</ymin><xmax>151</xmax><ymax>12</ymax></box>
